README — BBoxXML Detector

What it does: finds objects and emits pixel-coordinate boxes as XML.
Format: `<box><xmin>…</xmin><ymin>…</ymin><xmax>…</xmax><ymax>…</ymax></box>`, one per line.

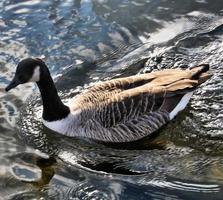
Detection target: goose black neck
<box><xmin>37</xmin><ymin>73</ymin><xmax>70</xmax><ymax>122</ymax></box>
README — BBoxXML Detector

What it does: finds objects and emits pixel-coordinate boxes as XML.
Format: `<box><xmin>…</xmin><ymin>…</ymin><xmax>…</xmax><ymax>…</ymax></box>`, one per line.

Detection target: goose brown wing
<box><xmin>70</xmin><ymin>68</ymin><xmax>190</xmax><ymax>109</ymax></box>
<box><xmin>71</xmin><ymin>65</ymin><xmax>211</xmax><ymax>142</ymax></box>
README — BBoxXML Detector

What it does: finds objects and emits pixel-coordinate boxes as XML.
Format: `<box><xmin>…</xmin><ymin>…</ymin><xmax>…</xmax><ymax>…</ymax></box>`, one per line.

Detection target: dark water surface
<box><xmin>0</xmin><ymin>0</ymin><xmax>223</xmax><ymax>199</ymax></box>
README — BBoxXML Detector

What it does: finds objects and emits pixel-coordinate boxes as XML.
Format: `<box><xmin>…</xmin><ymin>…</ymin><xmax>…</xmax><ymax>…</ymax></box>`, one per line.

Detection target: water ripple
<box><xmin>1</xmin><ymin>0</ymin><xmax>223</xmax><ymax>199</ymax></box>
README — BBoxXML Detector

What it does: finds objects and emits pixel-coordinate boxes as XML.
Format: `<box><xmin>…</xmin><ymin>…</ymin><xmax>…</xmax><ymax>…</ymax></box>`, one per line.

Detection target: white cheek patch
<box><xmin>29</xmin><ymin>66</ymin><xmax>40</xmax><ymax>82</ymax></box>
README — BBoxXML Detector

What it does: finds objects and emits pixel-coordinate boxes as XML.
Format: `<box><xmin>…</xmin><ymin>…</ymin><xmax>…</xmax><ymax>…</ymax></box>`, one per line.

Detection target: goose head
<box><xmin>5</xmin><ymin>58</ymin><xmax>48</xmax><ymax>92</ymax></box>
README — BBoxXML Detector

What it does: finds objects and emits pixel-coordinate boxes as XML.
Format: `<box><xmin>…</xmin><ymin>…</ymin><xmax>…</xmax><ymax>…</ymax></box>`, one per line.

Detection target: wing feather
<box><xmin>70</xmin><ymin>66</ymin><xmax>211</xmax><ymax>142</ymax></box>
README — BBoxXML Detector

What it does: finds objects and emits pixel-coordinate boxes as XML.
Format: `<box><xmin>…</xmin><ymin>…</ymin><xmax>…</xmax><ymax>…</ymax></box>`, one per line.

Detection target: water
<box><xmin>0</xmin><ymin>0</ymin><xmax>223</xmax><ymax>199</ymax></box>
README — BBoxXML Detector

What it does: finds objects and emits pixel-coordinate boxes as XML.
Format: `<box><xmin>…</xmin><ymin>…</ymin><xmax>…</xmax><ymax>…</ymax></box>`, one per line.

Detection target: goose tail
<box><xmin>162</xmin><ymin>64</ymin><xmax>212</xmax><ymax>120</ymax></box>
<box><xmin>189</xmin><ymin>64</ymin><xmax>212</xmax><ymax>84</ymax></box>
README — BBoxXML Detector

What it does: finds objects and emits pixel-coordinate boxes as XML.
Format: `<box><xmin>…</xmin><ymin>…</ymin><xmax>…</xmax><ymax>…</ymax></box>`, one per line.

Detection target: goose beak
<box><xmin>5</xmin><ymin>79</ymin><xmax>20</xmax><ymax>92</ymax></box>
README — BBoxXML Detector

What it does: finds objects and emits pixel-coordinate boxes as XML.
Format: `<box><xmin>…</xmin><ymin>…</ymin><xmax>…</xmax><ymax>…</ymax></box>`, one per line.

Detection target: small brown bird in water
<box><xmin>6</xmin><ymin>58</ymin><xmax>211</xmax><ymax>142</ymax></box>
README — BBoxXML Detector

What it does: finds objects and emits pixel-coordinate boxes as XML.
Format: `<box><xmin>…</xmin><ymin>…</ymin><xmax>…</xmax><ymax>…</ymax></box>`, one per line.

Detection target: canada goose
<box><xmin>5</xmin><ymin>58</ymin><xmax>211</xmax><ymax>142</ymax></box>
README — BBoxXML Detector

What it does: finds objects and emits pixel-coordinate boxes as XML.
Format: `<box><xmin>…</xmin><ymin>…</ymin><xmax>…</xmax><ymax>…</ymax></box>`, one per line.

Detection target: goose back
<box><xmin>68</xmin><ymin>65</ymin><xmax>211</xmax><ymax>142</ymax></box>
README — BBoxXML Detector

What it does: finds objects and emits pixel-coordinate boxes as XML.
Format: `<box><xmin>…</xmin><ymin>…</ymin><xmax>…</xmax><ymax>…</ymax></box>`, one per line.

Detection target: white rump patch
<box><xmin>29</xmin><ymin>66</ymin><xmax>40</xmax><ymax>82</ymax></box>
<box><xmin>169</xmin><ymin>92</ymin><xmax>193</xmax><ymax>120</ymax></box>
